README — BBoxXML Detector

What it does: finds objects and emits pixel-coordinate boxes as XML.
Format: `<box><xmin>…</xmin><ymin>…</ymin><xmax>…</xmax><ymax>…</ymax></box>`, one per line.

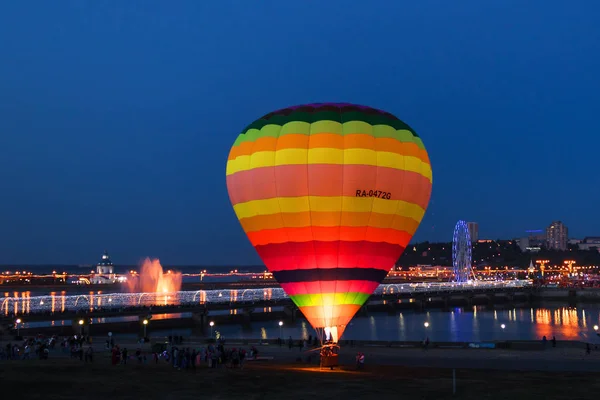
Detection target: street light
<box><xmin>535</xmin><ymin>260</ymin><xmax>549</xmax><ymax>277</ymax></box>
<box><xmin>209</xmin><ymin>321</ymin><xmax>214</xmax><ymax>337</ymax></box>
<box><xmin>143</xmin><ymin>319</ymin><xmax>148</xmax><ymax>337</ymax></box>
<box><xmin>564</xmin><ymin>260</ymin><xmax>576</xmax><ymax>276</ymax></box>
<box><xmin>15</xmin><ymin>318</ymin><xmax>22</xmax><ymax>336</ymax></box>
<box><xmin>500</xmin><ymin>324</ymin><xmax>506</xmax><ymax>329</ymax></box>
<box><xmin>78</xmin><ymin>319</ymin><xmax>84</xmax><ymax>335</ymax></box>
<box><xmin>424</xmin><ymin>322</ymin><xmax>430</xmax><ymax>328</ymax></box>
<box><xmin>594</xmin><ymin>325</ymin><xmax>599</xmax><ymax>331</ymax></box>
<box><xmin>278</xmin><ymin>321</ymin><xmax>283</xmax><ymax>338</ymax></box>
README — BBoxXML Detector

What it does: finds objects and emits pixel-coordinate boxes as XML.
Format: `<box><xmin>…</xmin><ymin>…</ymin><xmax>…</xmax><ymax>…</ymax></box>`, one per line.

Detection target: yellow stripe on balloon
<box><xmin>239</xmin><ymin>212</ymin><xmax>421</xmax><ymax>234</ymax></box>
<box><xmin>226</xmin><ymin>149</ymin><xmax>432</xmax><ymax>180</ymax></box>
<box><xmin>232</xmin><ymin>196</ymin><xmax>425</xmax><ymax>221</ymax></box>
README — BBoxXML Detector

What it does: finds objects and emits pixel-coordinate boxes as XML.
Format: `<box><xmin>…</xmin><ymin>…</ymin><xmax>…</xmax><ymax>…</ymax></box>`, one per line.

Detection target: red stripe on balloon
<box><xmin>255</xmin><ymin>240</ymin><xmax>404</xmax><ymax>272</ymax></box>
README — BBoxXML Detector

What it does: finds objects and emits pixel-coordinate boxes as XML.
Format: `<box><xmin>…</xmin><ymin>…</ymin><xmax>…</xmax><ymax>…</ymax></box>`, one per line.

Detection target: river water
<box><xmin>147</xmin><ymin>304</ymin><xmax>600</xmax><ymax>343</ymax></box>
<box><xmin>13</xmin><ymin>304</ymin><xmax>600</xmax><ymax>343</ymax></box>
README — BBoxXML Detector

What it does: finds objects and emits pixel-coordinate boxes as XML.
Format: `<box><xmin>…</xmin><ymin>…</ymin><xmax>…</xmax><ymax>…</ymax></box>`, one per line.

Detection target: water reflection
<box><xmin>211</xmin><ymin>306</ymin><xmax>600</xmax><ymax>343</ymax></box>
<box><xmin>369</xmin><ymin>316</ymin><xmax>377</xmax><ymax>338</ymax></box>
<box><xmin>398</xmin><ymin>313</ymin><xmax>405</xmax><ymax>334</ymax></box>
<box><xmin>530</xmin><ymin>308</ymin><xmax>534</xmax><ymax>323</ymax></box>
<box><xmin>471</xmin><ymin>308</ymin><xmax>479</xmax><ymax>342</ymax></box>
<box><xmin>449</xmin><ymin>311</ymin><xmax>457</xmax><ymax>342</ymax></box>
<box><xmin>20</xmin><ymin>305</ymin><xmax>600</xmax><ymax>343</ymax></box>
<box><xmin>300</xmin><ymin>321</ymin><xmax>309</xmax><ymax>340</ymax></box>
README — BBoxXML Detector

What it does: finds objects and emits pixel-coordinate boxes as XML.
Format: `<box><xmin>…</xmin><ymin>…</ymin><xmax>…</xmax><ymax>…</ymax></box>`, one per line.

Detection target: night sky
<box><xmin>0</xmin><ymin>1</ymin><xmax>598</xmax><ymax>265</ymax></box>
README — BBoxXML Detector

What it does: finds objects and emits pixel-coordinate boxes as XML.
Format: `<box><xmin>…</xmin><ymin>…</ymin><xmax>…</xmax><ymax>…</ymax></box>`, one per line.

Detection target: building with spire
<box><xmin>90</xmin><ymin>250</ymin><xmax>117</xmax><ymax>284</ymax></box>
<box><xmin>527</xmin><ymin>260</ymin><xmax>535</xmax><ymax>276</ymax></box>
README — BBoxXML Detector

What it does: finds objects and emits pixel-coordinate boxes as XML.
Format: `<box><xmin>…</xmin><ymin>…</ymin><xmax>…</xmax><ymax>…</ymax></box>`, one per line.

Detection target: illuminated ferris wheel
<box><xmin>453</xmin><ymin>220</ymin><xmax>473</xmax><ymax>283</ymax></box>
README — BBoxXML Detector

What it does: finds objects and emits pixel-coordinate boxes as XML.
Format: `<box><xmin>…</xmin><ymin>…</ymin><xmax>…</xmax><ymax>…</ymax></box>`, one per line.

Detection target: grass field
<box><xmin>1</xmin><ymin>359</ymin><xmax>597</xmax><ymax>400</ymax></box>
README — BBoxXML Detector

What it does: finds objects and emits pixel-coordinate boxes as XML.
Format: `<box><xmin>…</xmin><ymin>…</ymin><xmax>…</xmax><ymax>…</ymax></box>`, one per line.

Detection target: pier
<box><xmin>2</xmin><ymin>281</ymin><xmax>532</xmax><ymax>315</ymax></box>
<box><xmin>0</xmin><ymin>281</ymin><xmax>543</xmax><ymax>336</ymax></box>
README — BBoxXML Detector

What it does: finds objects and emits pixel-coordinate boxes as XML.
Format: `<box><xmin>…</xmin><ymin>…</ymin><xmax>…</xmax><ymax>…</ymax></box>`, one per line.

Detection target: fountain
<box><xmin>124</xmin><ymin>258</ymin><xmax>182</xmax><ymax>304</ymax></box>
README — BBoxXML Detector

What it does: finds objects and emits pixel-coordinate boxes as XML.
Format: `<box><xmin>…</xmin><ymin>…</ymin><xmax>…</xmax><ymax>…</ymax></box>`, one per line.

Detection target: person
<box><xmin>552</xmin><ymin>336</ymin><xmax>557</xmax><ymax>348</ymax></box>
<box><xmin>122</xmin><ymin>347</ymin><xmax>128</xmax><ymax>364</ymax></box>
<box><xmin>586</xmin><ymin>343</ymin><xmax>591</xmax><ymax>355</ymax></box>
<box><xmin>85</xmin><ymin>346</ymin><xmax>93</xmax><ymax>363</ymax></box>
<box><xmin>191</xmin><ymin>349</ymin><xmax>197</xmax><ymax>370</ymax></box>
<box><xmin>239</xmin><ymin>348</ymin><xmax>246</xmax><ymax>369</ymax></box>
<box><xmin>231</xmin><ymin>348</ymin><xmax>239</xmax><ymax>368</ymax></box>
<box><xmin>111</xmin><ymin>346</ymin><xmax>119</xmax><ymax>366</ymax></box>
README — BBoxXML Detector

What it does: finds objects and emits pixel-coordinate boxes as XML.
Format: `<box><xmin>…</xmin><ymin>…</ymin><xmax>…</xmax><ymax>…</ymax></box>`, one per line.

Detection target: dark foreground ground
<box><xmin>1</xmin><ymin>358</ymin><xmax>598</xmax><ymax>400</ymax></box>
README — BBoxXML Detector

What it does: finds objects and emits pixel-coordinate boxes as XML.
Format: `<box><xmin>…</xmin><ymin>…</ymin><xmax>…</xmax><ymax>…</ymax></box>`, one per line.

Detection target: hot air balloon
<box><xmin>226</xmin><ymin>103</ymin><xmax>432</xmax><ymax>343</ymax></box>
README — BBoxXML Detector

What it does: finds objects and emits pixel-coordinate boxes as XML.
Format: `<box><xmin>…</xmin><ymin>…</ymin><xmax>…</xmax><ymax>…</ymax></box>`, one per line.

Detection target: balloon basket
<box><xmin>320</xmin><ymin>354</ymin><xmax>339</xmax><ymax>370</ymax></box>
<box><xmin>319</xmin><ymin>344</ymin><xmax>340</xmax><ymax>370</ymax></box>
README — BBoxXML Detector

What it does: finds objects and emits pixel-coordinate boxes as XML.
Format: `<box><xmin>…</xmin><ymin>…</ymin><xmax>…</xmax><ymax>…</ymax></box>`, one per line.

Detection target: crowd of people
<box><xmin>0</xmin><ymin>332</ymin><xmax>359</xmax><ymax>370</ymax></box>
<box><xmin>1</xmin><ymin>334</ymin><xmax>56</xmax><ymax>360</ymax></box>
<box><xmin>160</xmin><ymin>341</ymin><xmax>255</xmax><ymax>369</ymax></box>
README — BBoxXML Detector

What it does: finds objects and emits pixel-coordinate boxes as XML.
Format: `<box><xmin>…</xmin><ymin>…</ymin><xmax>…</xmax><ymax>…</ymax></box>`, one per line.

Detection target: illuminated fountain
<box><xmin>124</xmin><ymin>258</ymin><xmax>182</xmax><ymax>305</ymax></box>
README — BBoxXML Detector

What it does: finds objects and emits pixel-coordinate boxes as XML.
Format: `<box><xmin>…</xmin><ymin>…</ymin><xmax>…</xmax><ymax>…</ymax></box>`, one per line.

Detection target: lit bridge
<box><xmin>2</xmin><ymin>280</ymin><xmax>531</xmax><ymax>315</ymax></box>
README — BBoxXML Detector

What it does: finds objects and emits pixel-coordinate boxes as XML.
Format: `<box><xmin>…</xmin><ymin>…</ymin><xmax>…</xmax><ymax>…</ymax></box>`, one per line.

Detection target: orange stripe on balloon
<box><xmin>226</xmin><ymin>164</ymin><xmax>432</xmax><ymax>209</ymax></box>
<box><xmin>239</xmin><ymin>212</ymin><xmax>421</xmax><ymax>234</ymax></box>
<box><xmin>276</xmin><ymin>133</ymin><xmax>313</xmax><ymax>149</ymax></box>
<box><xmin>233</xmin><ymin>136</ymin><xmax>280</xmax><ymax>155</ymax></box>
<box><xmin>227</xmin><ymin>133</ymin><xmax>430</xmax><ymax>163</ymax></box>
<box><xmin>246</xmin><ymin>226</ymin><xmax>413</xmax><ymax>247</ymax></box>
<box><xmin>298</xmin><ymin>304</ymin><xmax>361</xmax><ymax>330</ymax></box>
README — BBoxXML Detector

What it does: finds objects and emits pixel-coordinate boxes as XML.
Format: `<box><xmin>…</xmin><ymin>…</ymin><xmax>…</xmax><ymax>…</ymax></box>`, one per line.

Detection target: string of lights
<box><xmin>2</xmin><ymin>280</ymin><xmax>531</xmax><ymax>315</ymax></box>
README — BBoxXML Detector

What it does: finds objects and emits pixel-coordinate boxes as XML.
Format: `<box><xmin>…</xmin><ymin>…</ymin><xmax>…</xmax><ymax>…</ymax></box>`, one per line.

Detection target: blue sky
<box><xmin>0</xmin><ymin>1</ymin><xmax>598</xmax><ymax>265</ymax></box>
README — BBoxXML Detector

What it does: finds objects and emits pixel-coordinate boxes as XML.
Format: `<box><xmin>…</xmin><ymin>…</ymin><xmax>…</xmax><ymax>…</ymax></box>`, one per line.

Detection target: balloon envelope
<box><xmin>226</xmin><ymin>103</ymin><xmax>432</xmax><ymax>341</ymax></box>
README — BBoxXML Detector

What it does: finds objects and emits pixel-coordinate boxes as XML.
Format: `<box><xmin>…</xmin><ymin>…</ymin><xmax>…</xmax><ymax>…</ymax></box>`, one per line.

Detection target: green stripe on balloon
<box><xmin>232</xmin><ymin>122</ymin><xmax>424</xmax><ymax>149</ymax></box>
<box><xmin>289</xmin><ymin>292</ymin><xmax>372</xmax><ymax>308</ymax></box>
<box><xmin>240</xmin><ymin>110</ymin><xmax>418</xmax><ymax>137</ymax></box>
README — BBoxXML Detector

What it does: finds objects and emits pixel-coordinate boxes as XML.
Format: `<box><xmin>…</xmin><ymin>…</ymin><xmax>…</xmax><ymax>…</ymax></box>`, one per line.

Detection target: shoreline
<box><xmin>3</xmin><ymin>336</ymin><xmax>600</xmax><ymax>372</ymax></box>
<box><xmin>2</xmin><ymin>335</ymin><xmax>596</xmax><ymax>354</ymax></box>
<box><xmin>3</xmin><ymin>337</ymin><xmax>600</xmax><ymax>399</ymax></box>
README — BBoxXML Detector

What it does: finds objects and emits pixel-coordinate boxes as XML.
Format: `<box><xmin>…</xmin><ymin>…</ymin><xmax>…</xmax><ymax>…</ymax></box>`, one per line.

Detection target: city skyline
<box><xmin>0</xmin><ymin>2</ymin><xmax>599</xmax><ymax>265</ymax></box>
<box><xmin>1</xmin><ymin>222</ymin><xmax>597</xmax><ymax>268</ymax></box>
